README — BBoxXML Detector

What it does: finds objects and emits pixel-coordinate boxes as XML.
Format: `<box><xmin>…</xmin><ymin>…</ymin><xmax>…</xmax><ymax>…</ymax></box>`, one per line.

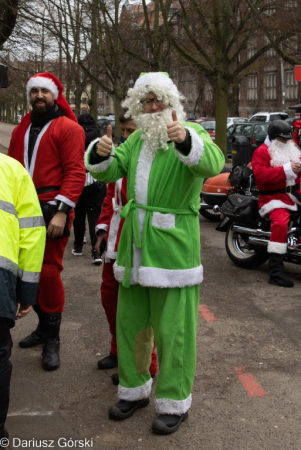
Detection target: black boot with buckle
<box><xmin>268</xmin><ymin>253</ymin><xmax>294</xmax><ymax>287</ymax></box>
<box><xmin>19</xmin><ymin>304</ymin><xmax>46</xmax><ymax>348</ymax></box>
<box><xmin>42</xmin><ymin>313</ymin><xmax>61</xmax><ymax>371</ymax></box>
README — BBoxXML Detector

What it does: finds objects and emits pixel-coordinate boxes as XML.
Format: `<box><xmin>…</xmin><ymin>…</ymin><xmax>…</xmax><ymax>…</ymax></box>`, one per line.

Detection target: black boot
<box><xmin>97</xmin><ymin>353</ymin><xmax>118</xmax><ymax>370</ymax></box>
<box><xmin>19</xmin><ymin>304</ymin><xmax>46</xmax><ymax>348</ymax></box>
<box><xmin>268</xmin><ymin>253</ymin><xmax>294</xmax><ymax>287</ymax></box>
<box><xmin>152</xmin><ymin>412</ymin><xmax>189</xmax><ymax>435</ymax></box>
<box><xmin>42</xmin><ymin>313</ymin><xmax>61</xmax><ymax>371</ymax></box>
<box><xmin>108</xmin><ymin>398</ymin><xmax>149</xmax><ymax>420</ymax></box>
<box><xmin>0</xmin><ymin>338</ymin><xmax>12</xmax><ymax>441</ymax></box>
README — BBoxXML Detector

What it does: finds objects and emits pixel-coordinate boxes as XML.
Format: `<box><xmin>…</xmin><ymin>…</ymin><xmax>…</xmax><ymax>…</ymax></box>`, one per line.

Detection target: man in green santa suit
<box><xmin>85</xmin><ymin>72</ymin><xmax>225</xmax><ymax>435</ymax></box>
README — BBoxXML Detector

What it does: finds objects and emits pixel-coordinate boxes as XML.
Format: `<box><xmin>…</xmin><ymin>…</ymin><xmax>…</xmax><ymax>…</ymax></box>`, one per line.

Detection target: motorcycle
<box><xmin>213</xmin><ymin>164</ymin><xmax>301</xmax><ymax>269</ymax></box>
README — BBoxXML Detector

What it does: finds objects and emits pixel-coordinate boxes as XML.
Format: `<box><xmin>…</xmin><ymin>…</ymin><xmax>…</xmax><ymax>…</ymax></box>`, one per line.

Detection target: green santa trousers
<box><xmin>116</xmin><ymin>283</ymin><xmax>199</xmax><ymax>415</ymax></box>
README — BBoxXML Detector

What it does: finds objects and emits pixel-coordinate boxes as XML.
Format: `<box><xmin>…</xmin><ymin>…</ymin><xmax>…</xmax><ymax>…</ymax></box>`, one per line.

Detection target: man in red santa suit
<box><xmin>252</xmin><ymin>120</ymin><xmax>301</xmax><ymax>288</ymax></box>
<box><xmin>94</xmin><ymin>111</ymin><xmax>157</xmax><ymax>384</ymax></box>
<box><xmin>8</xmin><ymin>72</ymin><xmax>86</xmax><ymax>370</ymax></box>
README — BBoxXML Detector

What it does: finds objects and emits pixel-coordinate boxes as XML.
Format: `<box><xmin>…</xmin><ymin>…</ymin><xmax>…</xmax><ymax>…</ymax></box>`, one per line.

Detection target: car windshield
<box><xmin>201</xmin><ymin>121</ymin><xmax>216</xmax><ymax>130</ymax></box>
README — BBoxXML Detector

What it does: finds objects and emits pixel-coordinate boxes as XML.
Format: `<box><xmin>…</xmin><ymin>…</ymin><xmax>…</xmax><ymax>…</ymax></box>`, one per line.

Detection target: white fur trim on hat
<box><xmin>26</xmin><ymin>76</ymin><xmax>59</xmax><ymax>99</ymax></box>
<box><xmin>134</xmin><ymin>72</ymin><xmax>178</xmax><ymax>92</ymax></box>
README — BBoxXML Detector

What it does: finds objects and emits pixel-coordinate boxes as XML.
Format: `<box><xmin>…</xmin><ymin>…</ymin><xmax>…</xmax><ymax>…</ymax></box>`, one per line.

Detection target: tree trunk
<box><xmin>214</xmin><ymin>75</ymin><xmax>228</xmax><ymax>157</ymax></box>
<box><xmin>228</xmin><ymin>83</ymin><xmax>240</xmax><ymax>116</ymax></box>
<box><xmin>89</xmin><ymin>80</ymin><xmax>98</xmax><ymax>120</ymax></box>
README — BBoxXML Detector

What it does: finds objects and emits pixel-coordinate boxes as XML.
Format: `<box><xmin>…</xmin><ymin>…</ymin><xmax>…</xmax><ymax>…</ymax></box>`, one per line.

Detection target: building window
<box><xmin>265</xmin><ymin>72</ymin><xmax>276</xmax><ymax>100</ymax></box>
<box><xmin>285</xmin><ymin>70</ymin><xmax>298</xmax><ymax>99</ymax></box>
<box><xmin>286</xmin><ymin>0</ymin><xmax>297</xmax><ymax>7</ymax></box>
<box><xmin>247</xmin><ymin>38</ymin><xmax>256</xmax><ymax>59</ymax></box>
<box><xmin>247</xmin><ymin>75</ymin><xmax>258</xmax><ymax>101</ymax></box>
<box><xmin>204</xmin><ymin>83</ymin><xmax>213</xmax><ymax>101</ymax></box>
<box><xmin>265</xmin><ymin>0</ymin><xmax>276</xmax><ymax>15</ymax></box>
<box><xmin>97</xmin><ymin>90</ymin><xmax>103</xmax><ymax>99</ymax></box>
<box><xmin>82</xmin><ymin>98</ymin><xmax>87</xmax><ymax>105</ymax></box>
<box><xmin>265</xmin><ymin>36</ymin><xmax>276</xmax><ymax>57</ymax></box>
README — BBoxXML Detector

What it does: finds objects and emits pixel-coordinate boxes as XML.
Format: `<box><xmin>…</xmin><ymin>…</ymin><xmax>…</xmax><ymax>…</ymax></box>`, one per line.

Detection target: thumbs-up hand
<box><xmin>167</xmin><ymin>110</ymin><xmax>186</xmax><ymax>144</ymax></box>
<box><xmin>96</xmin><ymin>125</ymin><xmax>113</xmax><ymax>157</ymax></box>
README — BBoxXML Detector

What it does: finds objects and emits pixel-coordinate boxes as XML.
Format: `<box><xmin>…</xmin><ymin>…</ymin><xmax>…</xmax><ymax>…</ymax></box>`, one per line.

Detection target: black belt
<box><xmin>259</xmin><ymin>184</ymin><xmax>299</xmax><ymax>195</ymax></box>
<box><xmin>36</xmin><ymin>186</ymin><xmax>61</xmax><ymax>195</ymax></box>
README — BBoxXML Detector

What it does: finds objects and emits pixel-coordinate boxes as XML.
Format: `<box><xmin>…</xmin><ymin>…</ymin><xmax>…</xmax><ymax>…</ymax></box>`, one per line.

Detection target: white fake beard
<box><xmin>268</xmin><ymin>139</ymin><xmax>301</xmax><ymax>167</ymax></box>
<box><xmin>135</xmin><ymin>109</ymin><xmax>173</xmax><ymax>157</ymax></box>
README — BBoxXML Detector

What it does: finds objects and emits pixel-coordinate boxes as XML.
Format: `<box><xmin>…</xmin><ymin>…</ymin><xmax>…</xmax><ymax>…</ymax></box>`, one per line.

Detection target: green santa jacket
<box><xmin>85</xmin><ymin>121</ymin><xmax>225</xmax><ymax>288</ymax></box>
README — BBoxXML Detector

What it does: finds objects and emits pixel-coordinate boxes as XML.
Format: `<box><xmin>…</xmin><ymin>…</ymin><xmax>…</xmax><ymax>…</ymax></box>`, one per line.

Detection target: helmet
<box><xmin>268</xmin><ymin>120</ymin><xmax>293</xmax><ymax>141</ymax></box>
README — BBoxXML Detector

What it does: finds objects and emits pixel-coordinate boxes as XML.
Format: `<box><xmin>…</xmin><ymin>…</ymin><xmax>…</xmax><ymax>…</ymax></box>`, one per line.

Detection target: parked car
<box><xmin>192</xmin><ymin>118</ymin><xmax>216</xmax><ymax>141</ymax></box>
<box><xmin>98</xmin><ymin>116</ymin><xmax>115</xmax><ymax>138</ymax></box>
<box><xmin>227</xmin><ymin>117</ymin><xmax>249</xmax><ymax>128</ymax></box>
<box><xmin>227</xmin><ymin>122</ymin><xmax>269</xmax><ymax>160</ymax></box>
<box><xmin>249</xmin><ymin>111</ymin><xmax>289</xmax><ymax>123</ymax></box>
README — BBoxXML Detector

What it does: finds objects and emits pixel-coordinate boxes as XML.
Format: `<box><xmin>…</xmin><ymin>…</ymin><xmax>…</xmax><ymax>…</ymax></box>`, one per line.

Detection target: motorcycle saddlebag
<box><xmin>220</xmin><ymin>194</ymin><xmax>259</xmax><ymax>225</ymax></box>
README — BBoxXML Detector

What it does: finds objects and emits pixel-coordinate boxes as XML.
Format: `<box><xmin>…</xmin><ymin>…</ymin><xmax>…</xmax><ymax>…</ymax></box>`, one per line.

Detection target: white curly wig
<box><xmin>122</xmin><ymin>72</ymin><xmax>186</xmax><ymax>121</ymax></box>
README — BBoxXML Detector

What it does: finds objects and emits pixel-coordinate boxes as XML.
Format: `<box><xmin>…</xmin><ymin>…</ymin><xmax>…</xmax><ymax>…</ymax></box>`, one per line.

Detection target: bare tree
<box><xmin>158</xmin><ymin>0</ymin><xmax>298</xmax><ymax>153</ymax></box>
<box><xmin>0</xmin><ymin>0</ymin><xmax>19</xmax><ymax>48</ymax></box>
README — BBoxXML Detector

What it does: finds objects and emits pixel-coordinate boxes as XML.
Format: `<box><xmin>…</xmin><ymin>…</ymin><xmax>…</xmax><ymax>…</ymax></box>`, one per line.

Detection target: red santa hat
<box><xmin>26</xmin><ymin>72</ymin><xmax>77</xmax><ymax>122</ymax></box>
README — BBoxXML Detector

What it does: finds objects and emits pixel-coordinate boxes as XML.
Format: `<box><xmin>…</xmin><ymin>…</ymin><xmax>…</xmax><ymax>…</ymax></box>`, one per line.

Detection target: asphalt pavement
<box><xmin>1</xmin><ymin>122</ymin><xmax>301</xmax><ymax>450</ymax></box>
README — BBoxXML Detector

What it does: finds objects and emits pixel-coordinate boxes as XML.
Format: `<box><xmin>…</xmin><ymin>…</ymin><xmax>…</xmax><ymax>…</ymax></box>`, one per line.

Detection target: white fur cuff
<box><xmin>155</xmin><ymin>395</ymin><xmax>192</xmax><ymax>415</ymax></box>
<box><xmin>84</xmin><ymin>138</ymin><xmax>115</xmax><ymax>173</ymax></box>
<box><xmin>283</xmin><ymin>162</ymin><xmax>296</xmax><ymax>183</ymax></box>
<box><xmin>118</xmin><ymin>378</ymin><xmax>153</xmax><ymax>401</ymax></box>
<box><xmin>268</xmin><ymin>241</ymin><xmax>287</xmax><ymax>254</ymax></box>
<box><xmin>174</xmin><ymin>127</ymin><xmax>204</xmax><ymax>167</ymax></box>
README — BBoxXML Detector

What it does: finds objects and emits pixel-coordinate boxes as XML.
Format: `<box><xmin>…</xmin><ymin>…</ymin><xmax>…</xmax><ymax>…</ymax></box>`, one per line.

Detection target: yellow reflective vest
<box><xmin>0</xmin><ymin>153</ymin><xmax>46</xmax><ymax>326</ymax></box>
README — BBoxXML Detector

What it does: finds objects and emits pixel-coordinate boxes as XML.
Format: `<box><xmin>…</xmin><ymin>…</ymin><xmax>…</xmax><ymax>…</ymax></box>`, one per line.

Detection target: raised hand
<box><xmin>167</xmin><ymin>110</ymin><xmax>186</xmax><ymax>144</ymax></box>
<box><xmin>96</xmin><ymin>125</ymin><xmax>113</xmax><ymax>157</ymax></box>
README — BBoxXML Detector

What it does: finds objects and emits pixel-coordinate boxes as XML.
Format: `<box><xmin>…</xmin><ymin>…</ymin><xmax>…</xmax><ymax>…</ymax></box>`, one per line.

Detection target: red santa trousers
<box><xmin>37</xmin><ymin>211</ymin><xmax>74</xmax><ymax>313</ymax></box>
<box><xmin>101</xmin><ymin>260</ymin><xmax>157</xmax><ymax>376</ymax></box>
<box><xmin>268</xmin><ymin>208</ymin><xmax>291</xmax><ymax>249</ymax></box>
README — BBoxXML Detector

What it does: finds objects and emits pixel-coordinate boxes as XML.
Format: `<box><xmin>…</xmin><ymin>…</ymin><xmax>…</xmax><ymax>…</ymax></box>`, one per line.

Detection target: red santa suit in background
<box><xmin>292</xmin><ymin>118</ymin><xmax>301</xmax><ymax>148</ymax></box>
<box><xmin>8</xmin><ymin>72</ymin><xmax>86</xmax><ymax>370</ymax></box>
<box><xmin>252</xmin><ymin>121</ymin><xmax>301</xmax><ymax>287</ymax></box>
<box><xmin>95</xmin><ymin>177</ymin><xmax>157</xmax><ymax>382</ymax></box>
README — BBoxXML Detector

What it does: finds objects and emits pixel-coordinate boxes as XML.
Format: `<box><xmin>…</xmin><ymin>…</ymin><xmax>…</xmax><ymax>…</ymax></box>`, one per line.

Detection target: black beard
<box><xmin>32</xmin><ymin>101</ymin><xmax>53</xmax><ymax>115</ymax></box>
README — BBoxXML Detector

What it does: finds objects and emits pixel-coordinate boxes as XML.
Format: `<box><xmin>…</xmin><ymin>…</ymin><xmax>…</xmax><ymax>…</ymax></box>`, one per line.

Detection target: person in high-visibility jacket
<box><xmin>0</xmin><ymin>153</ymin><xmax>46</xmax><ymax>442</ymax></box>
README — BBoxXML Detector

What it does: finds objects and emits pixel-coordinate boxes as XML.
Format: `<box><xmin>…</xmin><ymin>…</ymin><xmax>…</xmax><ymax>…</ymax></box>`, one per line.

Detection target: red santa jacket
<box><xmin>8</xmin><ymin>114</ymin><xmax>86</xmax><ymax>206</ymax></box>
<box><xmin>252</xmin><ymin>141</ymin><xmax>301</xmax><ymax>217</ymax></box>
<box><xmin>95</xmin><ymin>178</ymin><xmax>127</xmax><ymax>260</ymax></box>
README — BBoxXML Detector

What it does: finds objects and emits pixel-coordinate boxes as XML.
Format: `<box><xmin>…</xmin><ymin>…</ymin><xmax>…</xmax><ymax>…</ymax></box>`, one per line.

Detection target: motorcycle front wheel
<box><xmin>225</xmin><ymin>223</ymin><xmax>269</xmax><ymax>269</ymax></box>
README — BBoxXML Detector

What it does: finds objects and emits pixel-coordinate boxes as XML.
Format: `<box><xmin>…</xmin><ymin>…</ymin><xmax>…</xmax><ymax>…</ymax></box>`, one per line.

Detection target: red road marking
<box><xmin>233</xmin><ymin>366</ymin><xmax>267</xmax><ymax>397</ymax></box>
<box><xmin>198</xmin><ymin>304</ymin><xmax>218</xmax><ymax>322</ymax></box>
